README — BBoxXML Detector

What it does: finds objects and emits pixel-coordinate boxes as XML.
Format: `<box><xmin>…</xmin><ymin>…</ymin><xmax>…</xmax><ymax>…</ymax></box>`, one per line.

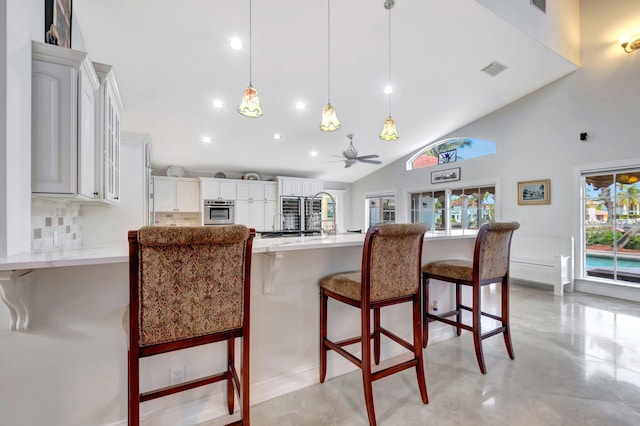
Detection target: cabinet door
<box><xmin>201</xmin><ymin>182</ymin><xmax>220</xmax><ymax>200</ymax></box>
<box><xmin>219</xmin><ymin>182</ymin><xmax>237</xmax><ymax>199</ymax></box>
<box><xmin>282</xmin><ymin>178</ymin><xmax>303</xmax><ymax>196</ymax></box>
<box><xmin>263</xmin><ymin>200</ymin><xmax>277</xmax><ymax>231</ymax></box>
<box><xmin>154</xmin><ymin>179</ymin><xmax>176</xmax><ymax>212</ymax></box>
<box><xmin>252</xmin><ymin>201</ymin><xmax>266</xmax><ymax>231</ymax></box>
<box><xmin>251</xmin><ymin>183</ymin><xmax>266</xmax><ymax>200</ymax></box>
<box><xmin>303</xmin><ymin>180</ymin><xmax>323</xmax><ymax>197</ymax></box>
<box><xmin>104</xmin><ymin>85</ymin><xmax>121</xmax><ymax>202</ymax></box>
<box><xmin>264</xmin><ymin>183</ymin><xmax>277</xmax><ymax>201</ymax></box>
<box><xmin>176</xmin><ymin>181</ymin><xmax>200</xmax><ymax>212</ymax></box>
<box><xmin>31</xmin><ymin>61</ymin><xmax>77</xmax><ymax>194</ymax></box>
<box><xmin>236</xmin><ymin>183</ymin><xmax>252</xmax><ymax>200</ymax></box>
<box><xmin>235</xmin><ymin>200</ymin><xmax>251</xmax><ymax>226</ymax></box>
<box><xmin>78</xmin><ymin>69</ymin><xmax>97</xmax><ymax>198</ymax></box>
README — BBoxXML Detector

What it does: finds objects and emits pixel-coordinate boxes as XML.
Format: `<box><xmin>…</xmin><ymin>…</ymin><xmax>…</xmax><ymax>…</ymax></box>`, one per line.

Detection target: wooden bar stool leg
<box><xmin>472</xmin><ymin>284</ymin><xmax>487</xmax><ymax>374</ymax></box>
<box><xmin>422</xmin><ymin>274</ymin><xmax>429</xmax><ymax>349</ymax></box>
<box><xmin>361</xmin><ymin>307</ymin><xmax>377</xmax><ymax>426</ymax></box>
<box><xmin>502</xmin><ymin>277</ymin><xmax>515</xmax><ymax>360</ymax></box>
<box><xmin>413</xmin><ymin>294</ymin><xmax>429</xmax><ymax>404</ymax></box>
<box><xmin>373</xmin><ymin>307</ymin><xmax>381</xmax><ymax>365</ymax></box>
<box><xmin>227</xmin><ymin>338</ymin><xmax>235</xmax><ymax>415</ymax></box>
<box><xmin>455</xmin><ymin>282</ymin><xmax>462</xmax><ymax>336</ymax></box>
<box><xmin>128</xmin><ymin>350</ymin><xmax>140</xmax><ymax>426</ymax></box>
<box><xmin>319</xmin><ymin>290</ymin><xmax>328</xmax><ymax>383</ymax></box>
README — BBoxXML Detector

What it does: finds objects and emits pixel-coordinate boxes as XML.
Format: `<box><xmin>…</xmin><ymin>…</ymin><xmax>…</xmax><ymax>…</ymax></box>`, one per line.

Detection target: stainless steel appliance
<box><xmin>203</xmin><ymin>200</ymin><xmax>235</xmax><ymax>225</ymax></box>
<box><xmin>280</xmin><ymin>196</ymin><xmax>322</xmax><ymax>231</ymax></box>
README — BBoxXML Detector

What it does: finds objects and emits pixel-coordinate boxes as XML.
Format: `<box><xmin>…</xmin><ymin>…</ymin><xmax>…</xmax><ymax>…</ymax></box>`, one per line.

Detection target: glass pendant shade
<box><xmin>320</xmin><ymin>104</ymin><xmax>341</xmax><ymax>131</ymax></box>
<box><xmin>379</xmin><ymin>116</ymin><xmax>399</xmax><ymax>140</ymax></box>
<box><xmin>238</xmin><ymin>85</ymin><xmax>263</xmax><ymax>118</ymax></box>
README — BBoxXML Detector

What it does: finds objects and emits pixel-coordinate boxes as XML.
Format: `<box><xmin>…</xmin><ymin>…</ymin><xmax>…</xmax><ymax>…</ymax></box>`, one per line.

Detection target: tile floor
<box><xmin>200</xmin><ymin>283</ymin><xmax>640</xmax><ymax>425</ymax></box>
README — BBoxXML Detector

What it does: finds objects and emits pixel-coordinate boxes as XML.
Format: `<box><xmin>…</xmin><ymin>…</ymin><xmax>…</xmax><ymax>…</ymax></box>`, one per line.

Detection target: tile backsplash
<box><xmin>153</xmin><ymin>212</ymin><xmax>201</xmax><ymax>226</ymax></box>
<box><xmin>31</xmin><ymin>199</ymin><xmax>81</xmax><ymax>251</ymax></box>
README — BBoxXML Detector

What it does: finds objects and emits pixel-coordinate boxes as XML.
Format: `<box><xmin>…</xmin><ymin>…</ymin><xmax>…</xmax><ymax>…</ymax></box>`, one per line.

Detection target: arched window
<box><xmin>407</xmin><ymin>138</ymin><xmax>496</xmax><ymax>171</ymax></box>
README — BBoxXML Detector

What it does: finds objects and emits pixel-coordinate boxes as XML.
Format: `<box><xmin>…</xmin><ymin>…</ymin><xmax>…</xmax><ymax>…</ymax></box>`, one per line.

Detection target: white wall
<box><xmin>477</xmin><ymin>0</ymin><xmax>581</xmax><ymax>65</ymax></box>
<box><xmin>352</xmin><ymin>0</ymin><xmax>640</xmax><ymax>238</ymax></box>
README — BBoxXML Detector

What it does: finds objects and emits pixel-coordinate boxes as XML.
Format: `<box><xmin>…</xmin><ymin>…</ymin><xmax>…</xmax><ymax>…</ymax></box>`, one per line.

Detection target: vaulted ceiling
<box><xmin>74</xmin><ymin>0</ymin><xmax>578</xmax><ymax>183</ymax></box>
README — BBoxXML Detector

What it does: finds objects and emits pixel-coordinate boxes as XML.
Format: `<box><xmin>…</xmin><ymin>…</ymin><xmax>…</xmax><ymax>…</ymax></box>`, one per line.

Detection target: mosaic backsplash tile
<box><xmin>31</xmin><ymin>199</ymin><xmax>81</xmax><ymax>251</ymax></box>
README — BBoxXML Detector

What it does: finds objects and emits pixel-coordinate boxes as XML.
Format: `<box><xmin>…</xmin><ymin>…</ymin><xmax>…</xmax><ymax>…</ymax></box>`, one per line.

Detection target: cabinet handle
<box><xmin>114</xmin><ymin>196</ymin><xmax>119</xmax><ymax>200</ymax></box>
<box><xmin>93</xmin><ymin>192</ymin><xmax>99</xmax><ymax>196</ymax></box>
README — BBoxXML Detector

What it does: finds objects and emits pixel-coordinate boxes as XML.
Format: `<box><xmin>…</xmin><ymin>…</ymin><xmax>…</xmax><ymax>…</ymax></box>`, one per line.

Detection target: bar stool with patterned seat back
<box><xmin>422</xmin><ymin>221</ymin><xmax>520</xmax><ymax>374</ymax></box>
<box><xmin>126</xmin><ymin>225</ymin><xmax>255</xmax><ymax>425</ymax></box>
<box><xmin>319</xmin><ymin>223</ymin><xmax>429</xmax><ymax>426</ymax></box>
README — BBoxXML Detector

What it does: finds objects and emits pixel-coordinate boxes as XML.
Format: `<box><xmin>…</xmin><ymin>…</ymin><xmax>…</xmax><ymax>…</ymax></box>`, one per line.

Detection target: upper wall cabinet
<box><xmin>200</xmin><ymin>178</ymin><xmax>237</xmax><ymax>200</ymax></box>
<box><xmin>32</xmin><ymin>41</ymin><xmax>100</xmax><ymax>200</ymax></box>
<box><xmin>277</xmin><ymin>177</ymin><xmax>323</xmax><ymax>197</ymax></box>
<box><xmin>93</xmin><ymin>63</ymin><xmax>124</xmax><ymax>204</ymax></box>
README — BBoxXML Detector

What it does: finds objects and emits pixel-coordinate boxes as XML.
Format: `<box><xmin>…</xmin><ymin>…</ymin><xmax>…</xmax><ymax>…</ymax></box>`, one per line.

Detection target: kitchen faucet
<box><xmin>308</xmin><ymin>191</ymin><xmax>337</xmax><ymax>235</ymax></box>
<box><xmin>272</xmin><ymin>213</ymin><xmax>285</xmax><ymax>231</ymax></box>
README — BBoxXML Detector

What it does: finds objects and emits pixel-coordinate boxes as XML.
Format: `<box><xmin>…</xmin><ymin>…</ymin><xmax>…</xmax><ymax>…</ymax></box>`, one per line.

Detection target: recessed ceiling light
<box><xmin>384</xmin><ymin>85</ymin><xmax>393</xmax><ymax>94</ymax></box>
<box><xmin>310</xmin><ymin>150</ymin><xmax>318</xmax><ymax>157</ymax></box>
<box><xmin>213</xmin><ymin>100</ymin><xmax>224</xmax><ymax>108</ymax></box>
<box><xmin>296</xmin><ymin>101</ymin><xmax>305</xmax><ymax>110</ymax></box>
<box><xmin>230</xmin><ymin>38</ymin><xmax>243</xmax><ymax>50</ymax></box>
<box><xmin>273</xmin><ymin>133</ymin><xmax>282</xmax><ymax>140</ymax></box>
<box><xmin>202</xmin><ymin>136</ymin><xmax>212</xmax><ymax>143</ymax></box>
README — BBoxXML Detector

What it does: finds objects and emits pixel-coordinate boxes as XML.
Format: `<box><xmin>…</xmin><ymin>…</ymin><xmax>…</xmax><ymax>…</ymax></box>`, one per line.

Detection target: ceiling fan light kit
<box><xmin>338</xmin><ymin>134</ymin><xmax>383</xmax><ymax>168</ymax></box>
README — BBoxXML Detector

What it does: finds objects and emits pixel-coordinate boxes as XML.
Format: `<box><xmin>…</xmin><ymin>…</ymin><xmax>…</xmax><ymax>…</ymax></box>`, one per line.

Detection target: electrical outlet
<box><xmin>170</xmin><ymin>366</ymin><xmax>184</xmax><ymax>385</ymax></box>
<box><xmin>432</xmin><ymin>300</ymin><xmax>439</xmax><ymax>312</ymax></box>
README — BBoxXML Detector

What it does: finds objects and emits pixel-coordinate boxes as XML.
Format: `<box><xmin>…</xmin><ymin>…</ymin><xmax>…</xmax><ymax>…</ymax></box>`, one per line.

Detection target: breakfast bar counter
<box><xmin>0</xmin><ymin>230</ymin><xmax>477</xmax><ymax>422</ymax></box>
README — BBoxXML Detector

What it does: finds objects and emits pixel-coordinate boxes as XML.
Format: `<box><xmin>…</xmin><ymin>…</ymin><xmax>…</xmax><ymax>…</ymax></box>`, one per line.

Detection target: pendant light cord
<box><xmin>327</xmin><ymin>0</ymin><xmax>332</xmax><ymax>104</ymax></box>
<box><xmin>249</xmin><ymin>0</ymin><xmax>253</xmax><ymax>86</ymax></box>
<box><xmin>387</xmin><ymin>3</ymin><xmax>392</xmax><ymax>116</ymax></box>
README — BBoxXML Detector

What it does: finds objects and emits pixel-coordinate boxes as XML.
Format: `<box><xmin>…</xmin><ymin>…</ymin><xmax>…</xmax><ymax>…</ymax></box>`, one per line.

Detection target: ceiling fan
<box><xmin>335</xmin><ymin>134</ymin><xmax>382</xmax><ymax>168</ymax></box>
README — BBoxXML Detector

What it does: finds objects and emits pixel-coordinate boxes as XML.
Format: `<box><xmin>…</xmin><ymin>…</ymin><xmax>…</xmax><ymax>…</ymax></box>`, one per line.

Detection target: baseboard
<box><xmin>109</xmin><ymin>325</ymin><xmax>454</xmax><ymax>426</ymax></box>
<box><xmin>513</xmin><ymin>277</ymin><xmax>640</xmax><ymax>302</ymax></box>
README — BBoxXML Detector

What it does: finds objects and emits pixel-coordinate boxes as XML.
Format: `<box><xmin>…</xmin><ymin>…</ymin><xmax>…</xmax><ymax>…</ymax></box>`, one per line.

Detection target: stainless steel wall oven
<box><xmin>203</xmin><ymin>200</ymin><xmax>235</xmax><ymax>225</ymax></box>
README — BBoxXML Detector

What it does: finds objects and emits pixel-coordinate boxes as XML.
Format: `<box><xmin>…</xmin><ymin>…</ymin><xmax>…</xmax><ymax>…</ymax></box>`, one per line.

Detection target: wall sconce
<box><xmin>620</xmin><ymin>33</ymin><xmax>640</xmax><ymax>53</ymax></box>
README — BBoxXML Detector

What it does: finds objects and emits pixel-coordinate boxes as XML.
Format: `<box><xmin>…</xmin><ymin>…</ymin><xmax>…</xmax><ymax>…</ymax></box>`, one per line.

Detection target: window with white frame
<box><xmin>410</xmin><ymin>185</ymin><xmax>495</xmax><ymax>231</ymax></box>
<box><xmin>366</xmin><ymin>193</ymin><xmax>396</xmax><ymax>228</ymax></box>
<box><xmin>582</xmin><ymin>168</ymin><xmax>640</xmax><ymax>284</ymax></box>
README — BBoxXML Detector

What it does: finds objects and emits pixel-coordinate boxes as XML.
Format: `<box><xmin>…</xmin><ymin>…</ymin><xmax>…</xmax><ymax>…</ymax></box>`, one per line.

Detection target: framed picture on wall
<box><xmin>45</xmin><ymin>0</ymin><xmax>73</xmax><ymax>48</ymax></box>
<box><xmin>431</xmin><ymin>167</ymin><xmax>461</xmax><ymax>184</ymax></box>
<box><xmin>517</xmin><ymin>179</ymin><xmax>550</xmax><ymax>205</ymax></box>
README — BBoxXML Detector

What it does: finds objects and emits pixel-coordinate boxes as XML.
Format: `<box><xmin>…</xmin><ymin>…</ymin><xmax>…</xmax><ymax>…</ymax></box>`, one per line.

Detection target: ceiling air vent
<box><xmin>480</xmin><ymin>61</ymin><xmax>508</xmax><ymax>77</ymax></box>
<box><xmin>531</xmin><ymin>0</ymin><xmax>546</xmax><ymax>13</ymax></box>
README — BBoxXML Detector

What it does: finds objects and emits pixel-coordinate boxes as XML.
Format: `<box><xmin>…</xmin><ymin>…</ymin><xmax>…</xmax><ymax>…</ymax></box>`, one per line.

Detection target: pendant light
<box><xmin>379</xmin><ymin>0</ymin><xmax>398</xmax><ymax>140</ymax></box>
<box><xmin>320</xmin><ymin>0</ymin><xmax>341</xmax><ymax>131</ymax></box>
<box><xmin>238</xmin><ymin>0</ymin><xmax>263</xmax><ymax>117</ymax></box>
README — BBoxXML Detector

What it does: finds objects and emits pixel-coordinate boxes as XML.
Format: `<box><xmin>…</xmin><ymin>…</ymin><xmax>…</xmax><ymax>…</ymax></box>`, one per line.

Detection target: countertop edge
<box><xmin>0</xmin><ymin>231</ymin><xmax>477</xmax><ymax>271</ymax></box>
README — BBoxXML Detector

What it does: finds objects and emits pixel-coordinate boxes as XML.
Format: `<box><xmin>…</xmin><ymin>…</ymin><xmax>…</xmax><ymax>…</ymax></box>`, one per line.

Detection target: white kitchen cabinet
<box><xmin>236</xmin><ymin>199</ymin><xmax>275</xmax><ymax>232</ymax></box>
<box><xmin>235</xmin><ymin>181</ymin><xmax>277</xmax><ymax>231</ymax></box>
<box><xmin>200</xmin><ymin>178</ymin><xmax>237</xmax><ymax>200</ymax></box>
<box><xmin>93</xmin><ymin>62</ymin><xmax>123</xmax><ymax>204</ymax></box>
<box><xmin>303</xmin><ymin>179</ymin><xmax>323</xmax><ymax>196</ymax></box>
<box><xmin>153</xmin><ymin>177</ymin><xmax>200</xmax><ymax>213</ymax></box>
<box><xmin>277</xmin><ymin>177</ymin><xmax>323</xmax><ymax>197</ymax></box>
<box><xmin>31</xmin><ymin>41</ymin><xmax>100</xmax><ymax>199</ymax></box>
<box><xmin>278</xmin><ymin>177</ymin><xmax>303</xmax><ymax>197</ymax></box>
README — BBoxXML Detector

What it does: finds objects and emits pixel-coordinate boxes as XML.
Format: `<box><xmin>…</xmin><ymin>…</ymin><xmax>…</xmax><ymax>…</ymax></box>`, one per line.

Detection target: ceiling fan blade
<box><xmin>344</xmin><ymin>159</ymin><xmax>356</xmax><ymax>168</ymax></box>
<box><xmin>354</xmin><ymin>154</ymin><xmax>379</xmax><ymax>160</ymax></box>
<box><xmin>358</xmin><ymin>159</ymin><xmax>382</xmax><ymax>164</ymax></box>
